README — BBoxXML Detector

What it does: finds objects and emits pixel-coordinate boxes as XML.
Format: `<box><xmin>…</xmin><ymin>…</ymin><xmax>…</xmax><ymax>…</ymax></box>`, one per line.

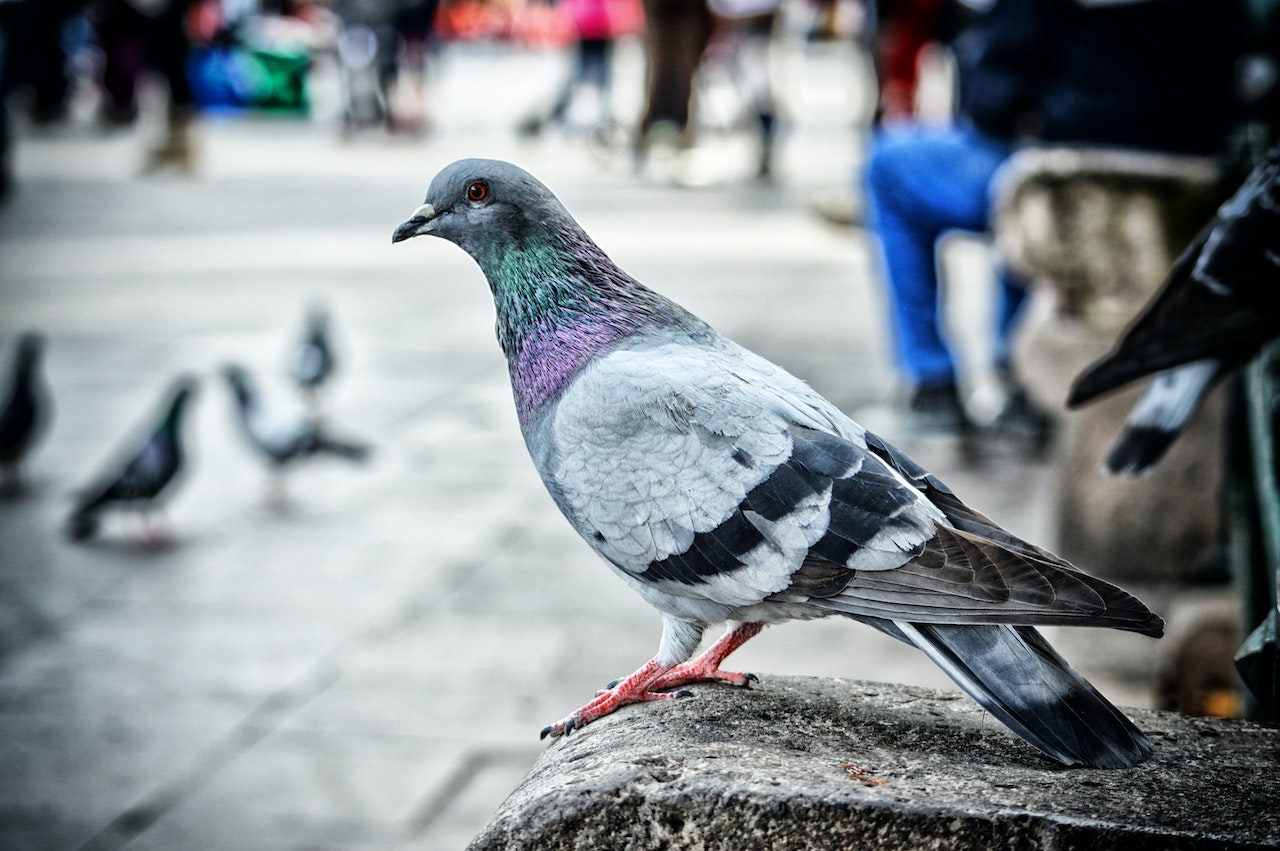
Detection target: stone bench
<box><xmin>466</xmin><ymin>676</ymin><xmax>1279</xmax><ymax>850</ymax></box>
<box><xmin>991</xmin><ymin>147</ymin><xmax>1226</xmax><ymax>583</ymax></box>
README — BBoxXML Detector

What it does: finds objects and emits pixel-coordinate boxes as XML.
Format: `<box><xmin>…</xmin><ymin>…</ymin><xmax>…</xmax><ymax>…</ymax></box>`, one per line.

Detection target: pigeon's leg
<box><xmin>541</xmin><ymin>657</ymin><xmax>685</xmax><ymax>739</ymax></box>
<box><xmin>542</xmin><ymin>615</ymin><xmax>706</xmax><ymax>739</ymax></box>
<box><xmin>647</xmin><ymin>622</ymin><xmax>763</xmax><ymax>691</ymax></box>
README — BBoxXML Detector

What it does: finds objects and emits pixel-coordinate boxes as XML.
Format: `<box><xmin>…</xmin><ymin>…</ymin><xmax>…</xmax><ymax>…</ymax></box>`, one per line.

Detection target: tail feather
<box><xmin>1103</xmin><ymin>359</ymin><xmax>1219</xmax><ymax>476</ymax></box>
<box><xmin>1103</xmin><ymin>426</ymin><xmax>1179</xmax><ymax>476</ymax></box>
<box><xmin>893</xmin><ymin>621</ymin><xmax>1152</xmax><ymax>768</ymax></box>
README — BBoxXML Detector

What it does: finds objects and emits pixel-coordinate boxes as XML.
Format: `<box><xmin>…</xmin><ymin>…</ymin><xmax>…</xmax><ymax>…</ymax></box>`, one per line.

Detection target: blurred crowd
<box><xmin>5</xmin><ymin>0</ymin><xmax>1279</xmax><ymax>460</ymax></box>
<box><xmin>5</xmin><ymin>0</ymin><xmax>1280</xmax><ymax>476</ymax></box>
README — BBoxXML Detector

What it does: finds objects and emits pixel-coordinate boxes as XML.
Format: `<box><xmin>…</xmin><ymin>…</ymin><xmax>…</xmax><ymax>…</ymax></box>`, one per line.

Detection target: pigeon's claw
<box><xmin>649</xmin><ymin>662</ymin><xmax>757</xmax><ymax>691</ymax></box>
<box><xmin>541</xmin><ymin>657</ymin><xmax>691</xmax><ymax>740</ymax></box>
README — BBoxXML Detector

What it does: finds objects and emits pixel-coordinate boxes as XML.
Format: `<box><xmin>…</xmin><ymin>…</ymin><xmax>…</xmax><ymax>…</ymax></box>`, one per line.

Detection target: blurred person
<box><xmin>633</xmin><ymin>0</ymin><xmax>713</xmax><ymax>169</ymax></box>
<box><xmin>0</xmin><ymin>0</ymin><xmax>16</xmax><ymax>199</ymax></box>
<box><xmin>870</xmin><ymin>0</ymin><xmax>969</xmax><ymax>124</ymax></box>
<box><xmin>6</xmin><ymin>0</ymin><xmax>83</xmax><ymax>124</ymax></box>
<box><xmin>335</xmin><ymin>0</ymin><xmax>438</xmax><ymax>134</ymax></box>
<box><xmin>707</xmin><ymin>0</ymin><xmax>782</xmax><ymax>179</ymax></box>
<box><xmin>92</xmin><ymin>0</ymin><xmax>201</xmax><ymax>170</ymax></box>
<box><xmin>0</xmin><ymin>0</ymin><xmax>84</xmax><ymax>198</ymax></box>
<box><xmin>517</xmin><ymin>0</ymin><xmax>637</xmax><ymax>140</ymax></box>
<box><xmin>386</xmin><ymin>0</ymin><xmax>440</xmax><ymax>134</ymax></box>
<box><xmin>864</xmin><ymin>0</ymin><xmax>1241</xmax><ymax>435</ymax></box>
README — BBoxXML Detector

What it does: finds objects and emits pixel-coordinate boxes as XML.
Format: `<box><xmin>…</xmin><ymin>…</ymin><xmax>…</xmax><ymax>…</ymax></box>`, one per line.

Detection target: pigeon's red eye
<box><xmin>467</xmin><ymin>181</ymin><xmax>489</xmax><ymax>202</ymax></box>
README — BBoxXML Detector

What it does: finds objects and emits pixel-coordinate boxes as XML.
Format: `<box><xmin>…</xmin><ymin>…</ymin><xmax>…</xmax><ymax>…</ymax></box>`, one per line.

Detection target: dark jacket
<box><xmin>957</xmin><ymin>0</ymin><xmax>1242</xmax><ymax>155</ymax></box>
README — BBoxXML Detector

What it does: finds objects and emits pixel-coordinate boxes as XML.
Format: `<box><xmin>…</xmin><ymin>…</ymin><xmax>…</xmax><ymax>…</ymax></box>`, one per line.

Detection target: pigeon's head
<box><xmin>392</xmin><ymin>159</ymin><xmax>571</xmax><ymax>263</ymax></box>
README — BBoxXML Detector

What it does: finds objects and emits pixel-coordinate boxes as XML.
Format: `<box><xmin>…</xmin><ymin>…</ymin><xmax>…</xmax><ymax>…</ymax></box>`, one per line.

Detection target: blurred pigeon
<box><xmin>67</xmin><ymin>376</ymin><xmax>197</xmax><ymax>542</ymax></box>
<box><xmin>222</xmin><ymin>364</ymin><xmax>369</xmax><ymax>500</ymax></box>
<box><xmin>0</xmin><ymin>332</ymin><xmax>51</xmax><ymax>490</ymax></box>
<box><xmin>288</xmin><ymin>304</ymin><xmax>336</xmax><ymax>406</ymax></box>
<box><xmin>393</xmin><ymin>159</ymin><xmax>1165</xmax><ymax>769</ymax></box>
<box><xmin>1069</xmin><ymin>146</ymin><xmax>1280</xmax><ymax>474</ymax></box>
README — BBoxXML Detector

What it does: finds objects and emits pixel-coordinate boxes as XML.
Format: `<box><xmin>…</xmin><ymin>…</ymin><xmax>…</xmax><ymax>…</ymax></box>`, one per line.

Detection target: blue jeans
<box><xmin>866</xmin><ymin>124</ymin><xmax>1028</xmax><ymax>388</ymax></box>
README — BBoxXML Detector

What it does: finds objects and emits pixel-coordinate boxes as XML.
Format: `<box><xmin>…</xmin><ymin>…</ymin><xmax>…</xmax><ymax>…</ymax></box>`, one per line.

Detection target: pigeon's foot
<box><xmin>541</xmin><ymin>658</ymin><xmax>688</xmax><ymax>740</ymax></box>
<box><xmin>649</xmin><ymin>622</ymin><xmax>764</xmax><ymax>691</ymax></box>
<box><xmin>545</xmin><ymin>623</ymin><xmax>768</xmax><ymax>739</ymax></box>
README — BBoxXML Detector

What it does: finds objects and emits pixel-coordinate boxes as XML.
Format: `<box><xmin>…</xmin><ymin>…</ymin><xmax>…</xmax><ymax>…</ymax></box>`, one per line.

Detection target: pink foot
<box><xmin>650</xmin><ymin>622</ymin><xmax>764</xmax><ymax>691</ymax></box>
<box><xmin>541</xmin><ymin>658</ymin><xmax>685</xmax><ymax>739</ymax></box>
<box><xmin>545</xmin><ymin>623</ymin><xmax>766</xmax><ymax>739</ymax></box>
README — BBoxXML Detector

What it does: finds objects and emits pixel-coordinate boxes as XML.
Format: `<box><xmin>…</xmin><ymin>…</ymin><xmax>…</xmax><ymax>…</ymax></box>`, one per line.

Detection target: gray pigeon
<box><xmin>67</xmin><ymin>376</ymin><xmax>197</xmax><ymax>542</ymax></box>
<box><xmin>394</xmin><ymin>158</ymin><xmax>1165</xmax><ymax>768</ymax></box>
<box><xmin>288</xmin><ymin>304</ymin><xmax>336</xmax><ymax>406</ymax></box>
<box><xmin>0</xmin><ymin>332</ymin><xmax>51</xmax><ymax>490</ymax></box>
<box><xmin>222</xmin><ymin>364</ymin><xmax>369</xmax><ymax>500</ymax></box>
<box><xmin>1069</xmin><ymin>145</ymin><xmax>1280</xmax><ymax>474</ymax></box>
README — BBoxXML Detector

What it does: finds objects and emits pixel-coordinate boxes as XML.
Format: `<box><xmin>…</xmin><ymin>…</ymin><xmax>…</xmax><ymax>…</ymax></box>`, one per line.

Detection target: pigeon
<box><xmin>0</xmin><ymin>332</ymin><xmax>51</xmax><ymax>489</ymax></box>
<box><xmin>288</xmin><ymin>304</ymin><xmax>336</xmax><ymax>406</ymax></box>
<box><xmin>1068</xmin><ymin>146</ymin><xmax>1280</xmax><ymax>474</ymax></box>
<box><xmin>222</xmin><ymin>364</ymin><xmax>369</xmax><ymax>500</ymax></box>
<box><xmin>393</xmin><ymin>158</ymin><xmax>1165</xmax><ymax>769</ymax></box>
<box><xmin>67</xmin><ymin>376</ymin><xmax>197</xmax><ymax>542</ymax></box>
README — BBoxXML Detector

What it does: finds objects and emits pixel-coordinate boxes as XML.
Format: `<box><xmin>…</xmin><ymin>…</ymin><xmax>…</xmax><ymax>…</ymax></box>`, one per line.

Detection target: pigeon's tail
<box><xmin>314</xmin><ymin>433</ymin><xmax>371</xmax><ymax>463</ymax></box>
<box><xmin>891</xmin><ymin>621</ymin><xmax>1153</xmax><ymax>768</ymax></box>
<box><xmin>1104</xmin><ymin>359</ymin><xmax>1220</xmax><ymax>476</ymax></box>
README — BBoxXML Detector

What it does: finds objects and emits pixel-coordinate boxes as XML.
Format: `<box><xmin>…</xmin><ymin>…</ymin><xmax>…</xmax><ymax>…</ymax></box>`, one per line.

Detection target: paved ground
<box><xmin>0</xmin><ymin>37</ymin><xmax>1164</xmax><ymax>851</ymax></box>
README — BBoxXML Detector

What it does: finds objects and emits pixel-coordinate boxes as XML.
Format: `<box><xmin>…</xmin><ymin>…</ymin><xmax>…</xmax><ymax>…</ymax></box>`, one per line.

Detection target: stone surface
<box><xmin>469</xmin><ymin>676</ymin><xmax>1280</xmax><ymax>851</ymax></box>
<box><xmin>993</xmin><ymin>146</ymin><xmax>1220</xmax><ymax>337</ymax></box>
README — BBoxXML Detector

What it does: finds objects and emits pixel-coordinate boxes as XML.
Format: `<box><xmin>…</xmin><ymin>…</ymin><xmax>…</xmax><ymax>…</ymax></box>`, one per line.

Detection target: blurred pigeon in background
<box><xmin>393</xmin><ymin>158</ymin><xmax>1165</xmax><ymax>769</ymax></box>
<box><xmin>288</xmin><ymin>304</ymin><xmax>336</xmax><ymax>409</ymax></box>
<box><xmin>222</xmin><ymin>364</ymin><xmax>369</xmax><ymax>502</ymax></box>
<box><xmin>66</xmin><ymin>376</ymin><xmax>198</xmax><ymax>542</ymax></box>
<box><xmin>1069</xmin><ymin>146</ymin><xmax>1280</xmax><ymax>474</ymax></box>
<box><xmin>0</xmin><ymin>332</ymin><xmax>51</xmax><ymax>492</ymax></box>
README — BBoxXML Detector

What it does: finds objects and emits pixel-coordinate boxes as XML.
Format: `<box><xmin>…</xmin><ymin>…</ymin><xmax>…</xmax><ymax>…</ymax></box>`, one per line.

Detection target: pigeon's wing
<box><xmin>76</xmin><ymin>435</ymin><xmax>175</xmax><ymax>512</ymax></box>
<box><xmin>245</xmin><ymin>399</ymin><xmax>314</xmax><ymax>459</ymax></box>
<box><xmin>793</xmin><ymin>429</ymin><xmax>1164</xmax><ymax>636</ymax></box>
<box><xmin>529</xmin><ymin>338</ymin><xmax>941</xmax><ymax>612</ymax></box>
<box><xmin>1069</xmin><ymin>150</ymin><xmax>1280</xmax><ymax>407</ymax></box>
<box><xmin>532</xmin><ymin>337</ymin><xmax>1160</xmax><ymax>634</ymax></box>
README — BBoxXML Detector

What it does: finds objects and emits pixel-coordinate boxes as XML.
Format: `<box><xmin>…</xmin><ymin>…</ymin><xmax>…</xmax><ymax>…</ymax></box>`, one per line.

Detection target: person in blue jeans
<box><xmin>865</xmin><ymin>0</ymin><xmax>1242</xmax><ymax>434</ymax></box>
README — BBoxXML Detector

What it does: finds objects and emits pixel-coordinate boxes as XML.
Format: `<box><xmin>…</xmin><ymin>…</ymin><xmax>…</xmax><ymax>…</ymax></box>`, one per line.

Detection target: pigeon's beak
<box><xmin>392</xmin><ymin>203</ymin><xmax>438</xmax><ymax>244</ymax></box>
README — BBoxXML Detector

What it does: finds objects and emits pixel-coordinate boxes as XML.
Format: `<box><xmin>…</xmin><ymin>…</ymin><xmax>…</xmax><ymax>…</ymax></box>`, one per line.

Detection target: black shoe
<box><xmin>988</xmin><ymin>386</ymin><xmax>1053</xmax><ymax>454</ymax></box>
<box><xmin>906</xmin><ymin>382</ymin><xmax>969</xmax><ymax>436</ymax></box>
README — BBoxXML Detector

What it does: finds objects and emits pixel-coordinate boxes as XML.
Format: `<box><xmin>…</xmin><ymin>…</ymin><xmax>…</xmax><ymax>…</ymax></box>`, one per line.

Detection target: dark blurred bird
<box><xmin>393</xmin><ymin>158</ymin><xmax>1164</xmax><ymax>768</ymax></box>
<box><xmin>67</xmin><ymin>376</ymin><xmax>198</xmax><ymax>542</ymax></box>
<box><xmin>288</xmin><ymin>304</ymin><xmax>336</xmax><ymax>407</ymax></box>
<box><xmin>0</xmin><ymin>332</ymin><xmax>51</xmax><ymax>491</ymax></box>
<box><xmin>1068</xmin><ymin>146</ymin><xmax>1280</xmax><ymax>474</ymax></box>
<box><xmin>222</xmin><ymin>364</ymin><xmax>369</xmax><ymax>501</ymax></box>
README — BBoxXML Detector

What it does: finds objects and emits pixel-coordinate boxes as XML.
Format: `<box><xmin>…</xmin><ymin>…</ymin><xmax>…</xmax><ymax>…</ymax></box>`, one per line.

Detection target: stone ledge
<box><xmin>468</xmin><ymin>676</ymin><xmax>1278</xmax><ymax>851</ymax></box>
